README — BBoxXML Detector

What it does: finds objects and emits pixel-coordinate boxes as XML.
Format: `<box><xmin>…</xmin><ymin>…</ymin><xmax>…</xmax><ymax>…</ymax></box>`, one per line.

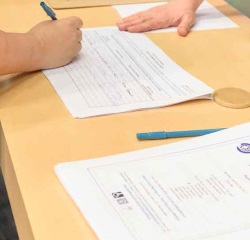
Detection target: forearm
<box><xmin>0</xmin><ymin>31</ymin><xmax>41</xmax><ymax>75</ymax></box>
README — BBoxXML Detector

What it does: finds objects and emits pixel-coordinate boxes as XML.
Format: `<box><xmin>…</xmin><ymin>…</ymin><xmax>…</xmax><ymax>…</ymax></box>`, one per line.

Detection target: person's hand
<box><xmin>117</xmin><ymin>0</ymin><xmax>203</xmax><ymax>36</ymax></box>
<box><xmin>28</xmin><ymin>16</ymin><xmax>83</xmax><ymax>69</ymax></box>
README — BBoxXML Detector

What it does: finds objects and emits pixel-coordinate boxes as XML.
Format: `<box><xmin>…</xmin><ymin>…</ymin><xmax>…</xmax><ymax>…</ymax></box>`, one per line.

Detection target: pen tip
<box><xmin>40</xmin><ymin>2</ymin><xmax>45</xmax><ymax>6</ymax></box>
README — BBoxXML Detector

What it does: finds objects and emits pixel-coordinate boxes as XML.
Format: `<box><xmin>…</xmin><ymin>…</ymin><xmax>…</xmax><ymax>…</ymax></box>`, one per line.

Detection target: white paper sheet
<box><xmin>55</xmin><ymin>122</ymin><xmax>250</xmax><ymax>240</ymax></box>
<box><xmin>113</xmin><ymin>1</ymin><xmax>239</xmax><ymax>33</ymax></box>
<box><xmin>43</xmin><ymin>27</ymin><xmax>213</xmax><ymax>118</ymax></box>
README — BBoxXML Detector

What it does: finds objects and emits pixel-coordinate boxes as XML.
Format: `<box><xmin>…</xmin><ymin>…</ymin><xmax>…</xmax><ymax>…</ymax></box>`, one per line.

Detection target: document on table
<box><xmin>55</xmin><ymin>122</ymin><xmax>250</xmax><ymax>240</ymax></box>
<box><xmin>43</xmin><ymin>27</ymin><xmax>213</xmax><ymax>118</ymax></box>
<box><xmin>113</xmin><ymin>1</ymin><xmax>238</xmax><ymax>33</ymax></box>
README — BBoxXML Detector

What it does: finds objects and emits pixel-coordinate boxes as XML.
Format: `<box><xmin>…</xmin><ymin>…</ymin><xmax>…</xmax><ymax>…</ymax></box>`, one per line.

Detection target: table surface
<box><xmin>0</xmin><ymin>0</ymin><xmax>250</xmax><ymax>239</ymax></box>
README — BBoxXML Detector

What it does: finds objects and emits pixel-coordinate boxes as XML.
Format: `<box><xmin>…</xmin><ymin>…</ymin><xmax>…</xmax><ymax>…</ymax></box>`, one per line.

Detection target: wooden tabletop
<box><xmin>0</xmin><ymin>0</ymin><xmax>250</xmax><ymax>239</ymax></box>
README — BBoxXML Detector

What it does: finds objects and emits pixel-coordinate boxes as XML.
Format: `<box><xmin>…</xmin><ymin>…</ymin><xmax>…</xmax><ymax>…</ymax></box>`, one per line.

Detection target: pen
<box><xmin>136</xmin><ymin>128</ymin><xmax>226</xmax><ymax>140</ymax></box>
<box><xmin>40</xmin><ymin>2</ymin><xmax>57</xmax><ymax>20</ymax></box>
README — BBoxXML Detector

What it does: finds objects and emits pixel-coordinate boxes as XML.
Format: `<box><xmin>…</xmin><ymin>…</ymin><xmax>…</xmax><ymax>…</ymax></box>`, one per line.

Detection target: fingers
<box><xmin>118</xmin><ymin>17</ymin><xmax>170</xmax><ymax>33</ymax></box>
<box><xmin>123</xmin><ymin>20</ymin><xmax>152</xmax><ymax>33</ymax></box>
<box><xmin>117</xmin><ymin>1</ymin><xmax>197</xmax><ymax>37</ymax></box>
<box><xmin>127</xmin><ymin>20</ymin><xmax>159</xmax><ymax>32</ymax></box>
<box><xmin>70</xmin><ymin>17</ymin><xmax>83</xmax><ymax>43</ymax></box>
<box><xmin>77</xmin><ymin>29</ymin><xmax>83</xmax><ymax>42</ymax></box>
<box><xmin>127</xmin><ymin>22</ymin><xmax>151</xmax><ymax>33</ymax></box>
<box><xmin>61</xmin><ymin>16</ymin><xmax>83</xmax><ymax>30</ymax></box>
<box><xmin>117</xmin><ymin>12</ymin><xmax>151</xmax><ymax>31</ymax></box>
<box><xmin>117</xmin><ymin>18</ymin><xmax>142</xmax><ymax>31</ymax></box>
<box><xmin>76</xmin><ymin>41</ymin><xmax>82</xmax><ymax>52</ymax></box>
<box><xmin>63</xmin><ymin>17</ymin><xmax>83</xmax><ymax>43</ymax></box>
<box><xmin>177</xmin><ymin>13</ymin><xmax>195</xmax><ymax>37</ymax></box>
<box><xmin>70</xmin><ymin>16</ymin><xmax>83</xmax><ymax>29</ymax></box>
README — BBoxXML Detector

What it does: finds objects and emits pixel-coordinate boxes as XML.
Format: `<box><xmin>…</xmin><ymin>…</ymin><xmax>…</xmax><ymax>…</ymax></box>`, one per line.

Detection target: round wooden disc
<box><xmin>213</xmin><ymin>88</ymin><xmax>250</xmax><ymax>109</ymax></box>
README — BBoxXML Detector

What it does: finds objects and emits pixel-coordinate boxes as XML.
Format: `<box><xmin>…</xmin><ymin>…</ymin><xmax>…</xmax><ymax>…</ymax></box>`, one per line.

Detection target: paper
<box><xmin>113</xmin><ymin>1</ymin><xmax>239</xmax><ymax>33</ymax></box>
<box><xmin>47</xmin><ymin>0</ymin><xmax>165</xmax><ymax>9</ymax></box>
<box><xmin>55</xmin><ymin>122</ymin><xmax>250</xmax><ymax>240</ymax></box>
<box><xmin>43</xmin><ymin>27</ymin><xmax>213</xmax><ymax>118</ymax></box>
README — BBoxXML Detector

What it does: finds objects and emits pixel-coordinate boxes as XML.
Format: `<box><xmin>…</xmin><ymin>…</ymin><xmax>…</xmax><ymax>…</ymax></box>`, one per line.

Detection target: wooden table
<box><xmin>0</xmin><ymin>0</ymin><xmax>250</xmax><ymax>239</ymax></box>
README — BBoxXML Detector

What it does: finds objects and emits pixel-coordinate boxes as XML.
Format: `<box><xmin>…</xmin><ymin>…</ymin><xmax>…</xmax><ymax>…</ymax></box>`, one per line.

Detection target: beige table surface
<box><xmin>0</xmin><ymin>0</ymin><xmax>250</xmax><ymax>239</ymax></box>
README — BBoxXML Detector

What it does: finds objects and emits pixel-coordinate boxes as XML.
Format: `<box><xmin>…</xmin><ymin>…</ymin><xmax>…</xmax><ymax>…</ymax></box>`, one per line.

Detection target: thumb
<box><xmin>177</xmin><ymin>13</ymin><xmax>195</xmax><ymax>37</ymax></box>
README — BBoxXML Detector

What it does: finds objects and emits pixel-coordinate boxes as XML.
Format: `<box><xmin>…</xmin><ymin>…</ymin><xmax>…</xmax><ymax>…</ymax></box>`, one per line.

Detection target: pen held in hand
<box><xmin>40</xmin><ymin>2</ymin><xmax>57</xmax><ymax>20</ymax></box>
<box><xmin>136</xmin><ymin>128</ymin><xmax>226</xmax><ymax>140</ymax></box>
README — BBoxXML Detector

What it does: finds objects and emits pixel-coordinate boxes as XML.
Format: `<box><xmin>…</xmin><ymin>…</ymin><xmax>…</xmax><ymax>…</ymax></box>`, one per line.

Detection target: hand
<box><xmin>117</xmin><ymin>0</ymin><xmax>203</xmax><ymax>36</ymax></box>
<box><xmin>28</xmin><ymin>16</ymin><xmax>83</xmax><ymax>69</ymax></box>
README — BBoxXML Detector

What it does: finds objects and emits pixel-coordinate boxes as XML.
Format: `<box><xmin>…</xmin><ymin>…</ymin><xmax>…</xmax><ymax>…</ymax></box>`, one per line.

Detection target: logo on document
<box><xmin>237</xmin><ymin>143</ymin><xmax>250</xmax><ymax>154</ymax></box>
<box><xmin>112</xmin><ymin>191</ymin><xmax>129</xmax><ymax>205</ymax></box>
<box><xmin>112</xmin><ymin>192</ymin><xmax>124</xmax><ymax>198</ymax></box>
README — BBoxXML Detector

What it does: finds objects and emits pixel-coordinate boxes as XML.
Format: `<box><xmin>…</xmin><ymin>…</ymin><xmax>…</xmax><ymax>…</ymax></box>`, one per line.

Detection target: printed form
<box><xmin>55</xmin><ymin>122</ymin><xmax>250</xmax><ymax>240</ymax></box>
<box><xmin>44</xmin><ymin>27</ymin><xmax>213</xmax><ymax>118</ymax></box>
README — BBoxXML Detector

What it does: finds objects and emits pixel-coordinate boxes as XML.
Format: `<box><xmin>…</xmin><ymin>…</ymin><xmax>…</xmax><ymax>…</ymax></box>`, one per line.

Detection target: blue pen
<box><xmin>40</xmin><ymin>2</ymin><xmax>57</xmax><ymax>20</ymax></box>
<box><xmin>136</xmin><ymin>128</ymin><xmax>226</xmax><ymax>140</ymax></box>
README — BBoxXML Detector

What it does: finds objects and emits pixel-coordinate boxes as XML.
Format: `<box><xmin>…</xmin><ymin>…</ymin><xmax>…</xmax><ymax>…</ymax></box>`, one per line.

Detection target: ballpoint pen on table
<box><xmin>40</xmin><ymin>2</ymin><xmax>57</xmax><ymax>20</ymax></box>
<box><xmin>136</xmin><ymin>128</ymin><xmax>226</xmax><ymax>140</ymax></box>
